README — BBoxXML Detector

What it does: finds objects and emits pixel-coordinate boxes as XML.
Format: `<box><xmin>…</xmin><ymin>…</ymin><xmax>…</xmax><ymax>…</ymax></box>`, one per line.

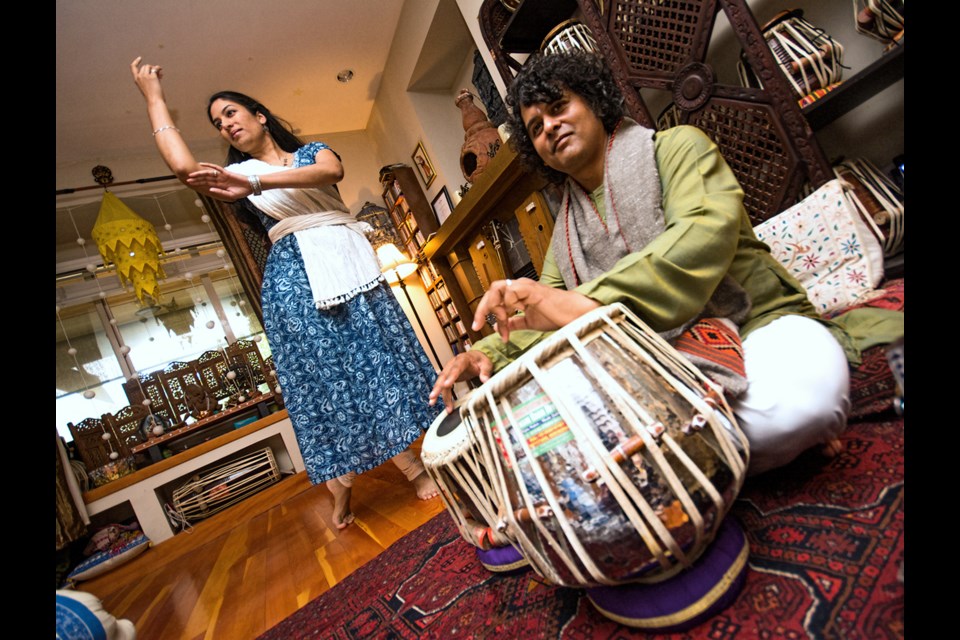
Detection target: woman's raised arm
<box><xmin>130</xmin><ymin>57</ymin><xmax>224</xmax><ymax>198</ymax></box>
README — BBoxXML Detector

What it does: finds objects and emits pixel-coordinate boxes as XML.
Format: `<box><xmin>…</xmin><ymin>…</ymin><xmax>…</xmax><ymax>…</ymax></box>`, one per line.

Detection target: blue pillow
<box><xmin>66</xmin><ymin>532</ymin><xmax>150</xmax><ymax>584</ymax></box>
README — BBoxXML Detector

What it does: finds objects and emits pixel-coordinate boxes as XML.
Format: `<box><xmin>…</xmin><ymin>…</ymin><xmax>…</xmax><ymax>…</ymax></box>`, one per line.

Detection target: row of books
<box><xmin>419</xmin><ymin>262</ymin><xmax>439</xmax><ymax>288</ymax></box>
<box><xmin>434</xmin><ymin>300</ymin><xmax>459</xmax><ymax>325</ymax></box>
<box><xmin>427</xmin><ymin>281</ymin><xmax>451</xmax><ymax>308</ymax></box>
<box><xmin>442</xmin><ymin>321</ymin><xmax>468</xmax><ymax>344</ymax></box>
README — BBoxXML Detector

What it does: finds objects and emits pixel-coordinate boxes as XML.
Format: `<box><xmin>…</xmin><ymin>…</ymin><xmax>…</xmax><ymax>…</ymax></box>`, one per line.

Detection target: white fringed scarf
<box><xmin>229</xmin><ymin>158</ymin><xmax>382</xmax><ymax>310</ymax></box>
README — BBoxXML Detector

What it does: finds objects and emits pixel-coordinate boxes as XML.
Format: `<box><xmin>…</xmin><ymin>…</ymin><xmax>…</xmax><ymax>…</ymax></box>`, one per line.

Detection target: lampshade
<box><xmin>91</xmin><ymin>191</ymin><xmax>166</xmax><ymax>306</ymax></box>
<box><xmin>376</xmin><ymin>243</ymin><xmax>418</xmax><ymax>284</ymax></box>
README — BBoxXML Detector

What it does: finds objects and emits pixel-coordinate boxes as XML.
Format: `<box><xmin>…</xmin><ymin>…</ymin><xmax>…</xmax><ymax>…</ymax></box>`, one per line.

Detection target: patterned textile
<box><xmin>255</xmin><ymin>144</ymin><xmax>441</xmax><ymax>484</ymax></box>
<box><xmin>258</xmin><ymin>418</ymin><xmax>904</xmax><ymax>639</ymax></box>
<box><xmin>841</xmin><ymin>277</ymin><xmax>904</xmax><ymax>418</ymax></box>
<box><xmin>754</xmin><ymin>179</ymin><xmax>884</xmax><ymax>314</ymax></box>
<box><xmin>672</xmin><ymin>318</ymin><xmax>746</xmax><ymax>394</ymax></box>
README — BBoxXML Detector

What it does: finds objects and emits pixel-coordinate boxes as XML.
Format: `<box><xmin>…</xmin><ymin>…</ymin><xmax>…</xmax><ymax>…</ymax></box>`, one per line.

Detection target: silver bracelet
<box><xmin>248</xmin><ymin>174</ymin><xmax>263</xmax><ymax>196</ymax></box>
<box><xmin>152</xmin><ymin>125</ymin><xmax>180</xmax><ymax>136</ymax></box>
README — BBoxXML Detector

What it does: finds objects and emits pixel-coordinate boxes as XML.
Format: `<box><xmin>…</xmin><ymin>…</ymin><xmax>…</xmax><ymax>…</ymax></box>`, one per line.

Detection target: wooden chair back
<box><xmin>67</xmin><ymin>416</ymin><xmax>120</xmax><ymax>471</ymax></box>
<box><xmin>158</xmin><ymin>361</ymin><xmax>202</xmax><ymax>422</ymax></box>
<box><xmin>122</xmin><ymin>371</ymin><xmax>178</xmax><ymax>427</ymax></box>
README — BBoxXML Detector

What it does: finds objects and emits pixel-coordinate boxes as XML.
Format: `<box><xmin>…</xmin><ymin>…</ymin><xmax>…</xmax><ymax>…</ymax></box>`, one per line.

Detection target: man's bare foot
<box><xmin>822</xmin><ymin>438</ymin><xmax>843</xmax><ymax>458</ymax></box>
<box><xmin>325</xmin><ymin>478</ymin><xmax>355</xmax><ymax>529</ymax></box>
<box><xmin>412</xmin><ymin>471</ymin><xmax>439</xmax><ymax>500</ymax></box>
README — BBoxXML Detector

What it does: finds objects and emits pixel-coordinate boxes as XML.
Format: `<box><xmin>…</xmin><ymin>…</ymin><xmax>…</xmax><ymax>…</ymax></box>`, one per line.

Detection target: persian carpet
<box><xmin>258</xmin><ymin>416</ymin><xmax>904</xmax><ymax>640</ymax></box>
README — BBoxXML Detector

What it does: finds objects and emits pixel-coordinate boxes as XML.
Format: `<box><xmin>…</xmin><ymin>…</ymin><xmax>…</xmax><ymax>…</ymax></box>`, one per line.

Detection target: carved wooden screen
<box><xmin>201</xmin><ymin>194</ymin><xmax>269</xmax><ymax>324</ymax></box>
<box><xmin>478</xmin><ymin>0</ymin><xmax>833</xmax><ymax>225</ymax></box>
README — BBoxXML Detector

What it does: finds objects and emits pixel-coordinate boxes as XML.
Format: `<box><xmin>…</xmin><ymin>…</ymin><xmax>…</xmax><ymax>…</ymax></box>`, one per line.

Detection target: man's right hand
<box><xmin>429</xmin><ymin>350</ymin><xmax>494</xmax><ymax>413</ymax></box>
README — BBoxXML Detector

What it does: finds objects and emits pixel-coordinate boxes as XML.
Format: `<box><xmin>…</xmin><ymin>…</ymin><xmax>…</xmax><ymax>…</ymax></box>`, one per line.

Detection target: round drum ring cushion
<box><xmin>476</xmin><ymin>544</ymin><xmax>529</xmax><ymax>573</ymax></box>
<box><xmin>586</xmin><ymin>516</ymin><xmax>750</xmax><ymax>632</ymax></box>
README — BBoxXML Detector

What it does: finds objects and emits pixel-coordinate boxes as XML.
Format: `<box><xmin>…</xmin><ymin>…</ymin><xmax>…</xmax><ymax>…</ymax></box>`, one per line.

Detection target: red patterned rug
<box><xmin>258</xmin><ymin>417</ymin><xmax>904</xmax><ymax>639</ymax></box>
<box><xmin>836</xmin><ymin>277</ymin><xmax>904</xmax><ymax>419</ymax></box>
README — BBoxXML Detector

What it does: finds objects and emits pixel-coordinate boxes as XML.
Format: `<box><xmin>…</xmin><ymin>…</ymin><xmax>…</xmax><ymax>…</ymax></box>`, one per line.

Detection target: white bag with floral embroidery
<box><xmin>754</xmin><ymin>178</ymin><xmax>885</xmax><ymax>314</ymax></box>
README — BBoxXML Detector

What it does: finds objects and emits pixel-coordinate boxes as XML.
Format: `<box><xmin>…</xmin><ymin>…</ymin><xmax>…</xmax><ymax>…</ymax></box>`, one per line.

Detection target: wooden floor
<box><xmin>80</xmin><ymin>436</ymin><xmax>445</xmax><ymax>640</ymax></box>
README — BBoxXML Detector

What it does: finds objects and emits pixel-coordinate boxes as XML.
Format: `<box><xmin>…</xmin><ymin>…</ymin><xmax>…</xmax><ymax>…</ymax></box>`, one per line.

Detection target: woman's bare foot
<box><xmin>412</xmin><ymin>471</ymin><xmax>439</xmax><ymax>500</ymax></box>
<box><xmin>325</xmin><ymin>478</ymin><xmax>355</xmax><ymax>529</ymax></box>
<box><xmin>822</xmin><ymin>438</ymin><xmax>843</xmax><ymax>458</ymax></box>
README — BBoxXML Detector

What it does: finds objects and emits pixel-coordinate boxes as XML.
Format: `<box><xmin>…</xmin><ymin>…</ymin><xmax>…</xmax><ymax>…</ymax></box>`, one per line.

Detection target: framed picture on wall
<box><xmin>431</xmin><ymin>186</ymin><xmax>454</xmax><ymax>225</ymax></box>
<box><xmin>411</xmin><ymin>141</ymin><xmax>436</xmax><ymax>188</ymax></box>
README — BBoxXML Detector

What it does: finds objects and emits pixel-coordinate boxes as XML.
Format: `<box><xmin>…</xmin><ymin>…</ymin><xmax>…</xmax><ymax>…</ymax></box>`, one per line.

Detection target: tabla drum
<box><xmin>541</xmin><ymin>20</ymin><xmax>600</xmax><ymax>57</ymax></box>
<box><xmin>171</xmin><ymin>447</ymin><xmax>281</xmax><ymax>525</ymax></box>
<box><xmin>421</xmin><ymin>408</ymin><xmax>527</xmax><ymax>572</ymax></box>
<box><xmin>460</xmin><ymin>303</ymin><xmax>749</xmax><ymax>589</ymax></box>
<box><xmin>737</xmin><ymin>9</ymin><xmax>844</xmax><ymax>100</ymax></box>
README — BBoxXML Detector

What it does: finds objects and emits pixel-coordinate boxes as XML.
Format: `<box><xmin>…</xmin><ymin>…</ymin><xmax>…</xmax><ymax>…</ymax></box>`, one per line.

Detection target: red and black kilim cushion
<box><xmin>673</xmin><ymin>318</ymin><xmax>746</xmax><ymax>378</ymax></box>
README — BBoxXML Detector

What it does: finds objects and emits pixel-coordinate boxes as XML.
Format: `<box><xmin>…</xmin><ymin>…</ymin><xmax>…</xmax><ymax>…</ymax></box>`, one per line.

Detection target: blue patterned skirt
<box><xmin>261</xmin><ymin>235</ymin><xmax>442</xmax><ymax>484</ymax></box>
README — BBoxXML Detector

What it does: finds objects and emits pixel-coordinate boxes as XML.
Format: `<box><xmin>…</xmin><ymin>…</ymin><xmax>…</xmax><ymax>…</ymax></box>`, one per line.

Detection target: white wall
<box><xmin>302</xmin><ymin>129</ymin><xmax>385</xmax><ymax>214</ymax></box>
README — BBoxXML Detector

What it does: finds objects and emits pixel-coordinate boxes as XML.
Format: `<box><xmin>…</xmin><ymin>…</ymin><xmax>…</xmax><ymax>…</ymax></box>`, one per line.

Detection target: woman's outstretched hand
<box><xmin>186</xmin><ymin>162</ymin><xmax>255</xmax><ymax>202</ymax></box>
<box><xmin>130</xmin><ymin>56</ymin><xmax>165</xmax><ymax>101</ymax></box>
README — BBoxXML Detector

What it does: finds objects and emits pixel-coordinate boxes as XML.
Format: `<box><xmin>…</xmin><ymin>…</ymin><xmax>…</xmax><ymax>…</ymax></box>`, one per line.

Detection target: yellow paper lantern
<box><xmin>91</xmin><ymin>191</ymin><xmax>166</xmax><ymax>305</ymax></box>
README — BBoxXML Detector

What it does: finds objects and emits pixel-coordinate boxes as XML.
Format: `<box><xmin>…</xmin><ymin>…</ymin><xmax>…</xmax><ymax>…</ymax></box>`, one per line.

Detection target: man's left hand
<box><xmin>472</xmin><ymin>278</ymin><xmax>600</xmax><ymax>342</ymax></box>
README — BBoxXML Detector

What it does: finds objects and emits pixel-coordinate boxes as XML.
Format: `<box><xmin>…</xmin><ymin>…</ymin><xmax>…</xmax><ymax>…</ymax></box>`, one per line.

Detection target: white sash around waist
<box><xmin>268</xmin><ymin>211</ymin><xmax>382</xmax><ymax>310</ymax></box>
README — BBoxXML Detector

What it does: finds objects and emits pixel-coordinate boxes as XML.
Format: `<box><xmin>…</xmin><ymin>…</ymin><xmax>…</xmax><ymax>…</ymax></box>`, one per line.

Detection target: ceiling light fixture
<box><xmin>337</xmin><ymin>69</ymin><xmax>354</xmax><ymax>83</ymax></box>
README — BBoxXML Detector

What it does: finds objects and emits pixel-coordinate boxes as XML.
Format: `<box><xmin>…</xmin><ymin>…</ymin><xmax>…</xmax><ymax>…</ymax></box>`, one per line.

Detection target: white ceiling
<box><xmin>56</xmin><ymin>0</ymin><xmax>406</xmax><ymax>172</ymax></box>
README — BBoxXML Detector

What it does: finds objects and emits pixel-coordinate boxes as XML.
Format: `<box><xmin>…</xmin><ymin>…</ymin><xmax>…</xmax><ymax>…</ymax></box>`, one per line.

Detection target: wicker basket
<box><xmin>171</xmin><ymin>447</ymin><xmax>281</xmax><ymax>524</ymax></box>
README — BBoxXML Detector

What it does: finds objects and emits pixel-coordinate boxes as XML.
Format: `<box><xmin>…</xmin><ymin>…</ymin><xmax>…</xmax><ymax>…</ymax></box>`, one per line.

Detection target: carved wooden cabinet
<box><xmin>422</xmin><ymin>143</ymin><xmax>554</xmax><ymax>343</ymax></box>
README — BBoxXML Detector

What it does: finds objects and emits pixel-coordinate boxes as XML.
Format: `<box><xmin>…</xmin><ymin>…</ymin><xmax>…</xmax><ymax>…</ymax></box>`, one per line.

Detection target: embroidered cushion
<box><xmin>754</xmin><ymin>179</ymin><xmax>884</xmax><ymax>314</ymax></box>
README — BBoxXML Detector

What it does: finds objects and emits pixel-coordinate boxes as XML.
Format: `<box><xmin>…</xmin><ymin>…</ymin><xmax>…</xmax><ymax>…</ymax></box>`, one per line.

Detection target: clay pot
<box><xmin>456</xmin><ymin>89</ymin><xmax>501</xmax><ymax>184</ymax></box>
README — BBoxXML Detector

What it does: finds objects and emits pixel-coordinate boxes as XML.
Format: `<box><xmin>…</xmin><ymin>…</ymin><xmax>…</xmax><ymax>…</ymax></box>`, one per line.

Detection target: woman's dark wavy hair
<box><xmin>207</xmin><ymin>90</ymin><xmax>305</xmax><ymax>166</ymax></box>
<box><xmin>505</xmin><ymin>52</ymin><xmax>624</xmax><ymax>184</ymax></box>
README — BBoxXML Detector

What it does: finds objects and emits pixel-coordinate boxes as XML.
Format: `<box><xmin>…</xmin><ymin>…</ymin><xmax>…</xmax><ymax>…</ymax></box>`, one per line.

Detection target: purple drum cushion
<box><xmin>476</xmin><ymin>544</ymin><xmax>529</xmax><ymax>573</ymax></box>
<box><xmin>586</xmin><ymin>517</ymin><xmax>749</xmax><ymax>632</ymax></box>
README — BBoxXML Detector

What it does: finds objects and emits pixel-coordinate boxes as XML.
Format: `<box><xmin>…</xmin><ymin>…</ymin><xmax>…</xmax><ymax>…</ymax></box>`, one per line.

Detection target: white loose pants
<box><xmin>731</xmin><ymin>315</ymin><xmax>850</xmax><ymax>475</ymax></box>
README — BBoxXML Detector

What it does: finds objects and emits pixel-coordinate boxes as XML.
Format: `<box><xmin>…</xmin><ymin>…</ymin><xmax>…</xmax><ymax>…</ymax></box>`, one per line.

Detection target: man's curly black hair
<box><xmin>505</xmin><ymin>51</ymin><xmax>625</xmax><ymax>185</ymax></box>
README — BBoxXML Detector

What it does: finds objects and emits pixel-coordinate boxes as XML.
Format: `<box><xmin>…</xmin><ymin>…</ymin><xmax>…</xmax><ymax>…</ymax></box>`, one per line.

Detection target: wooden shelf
<box><xmin>130</xmin><ymin>393</ymin><xmax>276</xmax><ymax>456</ymax></box>
<box><xmin>803</xmin><ymin>42</ymin><xmax>904</xmax><ymax>131</ymax></box>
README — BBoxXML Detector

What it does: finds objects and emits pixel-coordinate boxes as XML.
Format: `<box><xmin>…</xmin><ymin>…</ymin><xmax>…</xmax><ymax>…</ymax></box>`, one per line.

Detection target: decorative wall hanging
<box><xmin>91</xmin><ymin>187</ymin><xmax>166</xmax><ymax>307</ymax></box>
<box><xmin>411</xmin><ymin>141</ymin><xmax>437</xmax><ymax>189</ymax></box>
<box><xmin>471</xmin><ymin>49</ymin><xmax>508</xmax><ymax>127</ymax></box>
